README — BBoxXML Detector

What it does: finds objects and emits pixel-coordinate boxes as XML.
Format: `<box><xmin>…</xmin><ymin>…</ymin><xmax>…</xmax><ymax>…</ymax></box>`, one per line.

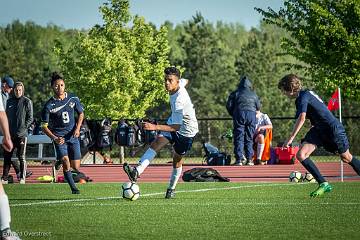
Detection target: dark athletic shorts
<box><xmin>54</xmin><ymin>135</ymin><xmax>81</xmax><ymax>160</ymax></box>
<box><xmin>302</xmin><ymin>124</ymin><xmax>349</xmax><ymax>154</ymax></box>
<box><xmin>160</xmin><ymin>131</ymin><xmax>194</xmax><ymax>156</ymax></box>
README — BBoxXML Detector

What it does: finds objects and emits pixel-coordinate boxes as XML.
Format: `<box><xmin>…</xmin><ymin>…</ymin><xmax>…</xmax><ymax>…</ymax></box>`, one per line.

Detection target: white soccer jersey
<box><xmin>167</xmin><ymin>79</ymin><xmax>198</xmax><ymax>137</ymax></box>
<box><xmin>256</xmin><ymin>113</ymin><xmax>272</xmax><ymax>130</ymax></box>
<box><xmin>0</xmin><ymin>95</ymin><xmax>4</xmax><ymax>111</ymax></box>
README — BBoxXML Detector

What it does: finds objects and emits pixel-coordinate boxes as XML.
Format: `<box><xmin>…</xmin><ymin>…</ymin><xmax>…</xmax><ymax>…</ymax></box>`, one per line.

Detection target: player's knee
<box><xmin>296</xmin><ymin>151</ymin><xmax>308</xmax><ymax>161</ymax></box>
<box><xmin>340</xmin><ymin>152</ymin><xmax>352</xmax><ymax>163</ymax></box>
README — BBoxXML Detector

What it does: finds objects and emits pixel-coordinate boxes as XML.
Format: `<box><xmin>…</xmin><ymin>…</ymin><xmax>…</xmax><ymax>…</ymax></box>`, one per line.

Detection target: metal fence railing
<box><xmin>19</xmin><ymin>116</ymin><xmax>360</xmax><ymax>164</ymax></box>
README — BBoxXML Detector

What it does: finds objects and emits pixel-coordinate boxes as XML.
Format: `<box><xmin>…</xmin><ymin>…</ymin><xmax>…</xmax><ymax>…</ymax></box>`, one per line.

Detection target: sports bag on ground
<box><xmin>182</xmin><ymin>168</ymin><xmax>230</xmax><ymax>182</ymax></box>
<box><xmin>203</xmin><ymin>142</ymin><xmax>231</xmax><ymax>166</ymax></box>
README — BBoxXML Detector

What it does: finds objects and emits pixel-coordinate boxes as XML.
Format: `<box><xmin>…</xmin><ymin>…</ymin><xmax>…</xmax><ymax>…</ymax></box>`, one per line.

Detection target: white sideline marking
<box><xmin>70</xmin><ymin>202</ymin><xmax>360</xmax><ymax>207</ymax></box>
<box><xmin>9</xmin><ymin>183</ymin><xmax>306</xmax><ymax>207</ymax></box>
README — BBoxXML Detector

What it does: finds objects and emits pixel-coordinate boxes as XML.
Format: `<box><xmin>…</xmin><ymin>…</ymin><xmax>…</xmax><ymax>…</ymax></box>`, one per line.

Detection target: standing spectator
<box><xmin>1</xmin><ymin>76</ymin><xmax>14</xmax><ymax>110</ymax></box>
<box><xmin>254</xmin><ymin>111</ymin><xmax>272</xmax><ymax>164</ymax></box>
<box><xmin>0</xmin><ymin>88</ymin><xmax>21</xmax><ymax>240</ymax></box>
<box><xmin>1</xmin><ymin>77</ymin><xmax>20</xmax><ymax>183</ymax></box>
<box><xmin>2</xmin><ymin>82</ymin><xmax>33</xmax><ymax>184</ymax></box>
<box><xmin>41</xmin><ymin>72</ymin><xmax>84</xmax><ymax>194</ymax></box>
<box><xmin>278</xmin><ymin>74</ymin><xmax>360</xmax><ymax>197</ymax></box>
<box><xmin>123</xmin><ymin>67</ymin><xmax>198</xmax><ymax>199</ymax></box>
<box><xmin>226</xmin><ymin>76</ymin><xmax>261</xmax><ymax>165</ymax></box>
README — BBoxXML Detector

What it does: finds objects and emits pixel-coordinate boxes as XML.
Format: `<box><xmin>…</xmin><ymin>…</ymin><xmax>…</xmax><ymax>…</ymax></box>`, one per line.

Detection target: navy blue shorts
<box><xmin>302</xmin><ymin>125</ymin><xmax>349</xmax><ymax>154</ymax></box>
<box><xmin>54</xmin><ymin>136</ymin><xmax>81</xmax><ymax>160</ymax></box>
<box><xmin>160</xmin><ymin>131</ymin><xmax>194</xmax><ymax>155</ymax></box>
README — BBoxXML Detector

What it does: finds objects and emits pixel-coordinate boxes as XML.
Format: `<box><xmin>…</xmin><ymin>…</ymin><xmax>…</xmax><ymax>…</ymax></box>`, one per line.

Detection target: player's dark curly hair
<box><xmin>278</xmin><ymin>74</ymin><xmax>302</xmax><ymax>93</ymax></box>
<box><xmin>164</xmin><ymin>66</ymin><xmax>180</xmax><ymax>78</ymax></box>
<box><xmin>50</xmin><ymin>72</ymin><xmax>63</xmax><ymax>86</ymax></box>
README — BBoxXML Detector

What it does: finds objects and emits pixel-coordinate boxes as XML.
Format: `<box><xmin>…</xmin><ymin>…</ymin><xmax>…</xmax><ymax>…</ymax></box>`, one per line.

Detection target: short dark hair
<box><xmin>50</xmin><ymin>72</ymin><xmax>63</xmax><ymax>86</ymax></box>
<box><xmin>164</xmin><ymin>66</ymin><xmax>180</xmax><ymax>78</ymax></box>
<box><xmin>278</xmin><ymin>74</ymin><xmax>302</xmax><ymax>93</ymax></box>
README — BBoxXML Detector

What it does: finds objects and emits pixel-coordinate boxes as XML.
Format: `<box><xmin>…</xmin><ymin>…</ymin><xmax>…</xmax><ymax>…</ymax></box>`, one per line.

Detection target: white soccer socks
<box><xmin>136</xmin><ymin>148</ymin><xmax>157</xmax><ymax>176</ymax></box>
<box><xmin>0</xmin><ymin>193</ymin><xmax>11</xmax><ymax>231</ymax></box>
<box><xmin>168</xmin><ymin>166</ymin><xmax>183</xmax><ymax>190</ymax></box>
<box><xmin>257</xmin><ymin>143</ymin><xmax>265</xmax><ymax>160</ymax></box>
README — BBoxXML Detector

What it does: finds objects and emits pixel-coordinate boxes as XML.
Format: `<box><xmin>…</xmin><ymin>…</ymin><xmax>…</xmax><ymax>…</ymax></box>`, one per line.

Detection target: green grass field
<box><xmin>5</xmin><ymin>181</ymin><xmax>360</xmax><ymax>240</ymax></box>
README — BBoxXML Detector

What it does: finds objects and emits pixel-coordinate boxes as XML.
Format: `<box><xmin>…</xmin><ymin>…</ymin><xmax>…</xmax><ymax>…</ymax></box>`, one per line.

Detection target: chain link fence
<box><xmin>16</xmin><ymin>116</ymin><xmax>360</xmax><ymax>165</ymax></box>
<box><xmin>192</xmin><ymin>116</ymin><xmax>360</xmax><ymax>161</ymax></box>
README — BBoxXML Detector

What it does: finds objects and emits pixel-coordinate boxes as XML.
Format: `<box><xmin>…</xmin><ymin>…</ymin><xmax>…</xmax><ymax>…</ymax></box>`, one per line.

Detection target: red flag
<box><xmin>327</xmin><ymin>89</ymin><xmax>339</xmax><ymax>111</ymax></box>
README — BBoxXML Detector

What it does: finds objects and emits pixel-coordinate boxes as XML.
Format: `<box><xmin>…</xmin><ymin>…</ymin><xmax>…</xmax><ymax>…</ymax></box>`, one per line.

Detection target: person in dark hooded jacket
<box><xmin>226</xmin><ymin>76</ymin><xmax>261</xmax><ymax>165</ymax></box>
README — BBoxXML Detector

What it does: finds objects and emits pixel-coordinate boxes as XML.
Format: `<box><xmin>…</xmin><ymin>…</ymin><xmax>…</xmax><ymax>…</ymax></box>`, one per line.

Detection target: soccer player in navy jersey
<box><xmin>41</xmin><ymin>72</ymin><xmax>84</xmax><ymax>194</ymax></box>
<box><xmin>278</xmin><ymin>74</ymin><xmax>360</xmax><ymax>197</ymax></box>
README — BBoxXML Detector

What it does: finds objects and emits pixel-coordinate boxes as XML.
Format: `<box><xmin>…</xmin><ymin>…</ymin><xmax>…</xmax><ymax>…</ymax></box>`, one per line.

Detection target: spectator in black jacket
<box><xmin>2</xmin><ymin>82</ymin><xmax>33</xmax><ymax>184</ymax></box>
<box><xmin>226</xmin><ymin>76</ymin><xmax>260</xmax><ymax>165</ymax></box>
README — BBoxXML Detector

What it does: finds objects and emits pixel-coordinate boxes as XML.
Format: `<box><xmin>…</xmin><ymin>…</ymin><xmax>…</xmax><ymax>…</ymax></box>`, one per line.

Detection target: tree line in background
<box><xmin>0</xmin><ymin>0</ymin><xmax>359</xmax><ymax>144</ymax></box>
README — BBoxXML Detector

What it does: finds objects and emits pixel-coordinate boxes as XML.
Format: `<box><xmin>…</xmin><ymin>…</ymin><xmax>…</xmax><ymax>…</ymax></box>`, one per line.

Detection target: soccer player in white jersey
<box><xmin>123</xmin><ymin>66</ymin><xmax>198</xmax><ymax>198</ymax></box>
<box><xmin>0</xmin><ymin>94</ymin><xmax>21</xmax><ymax>240</ymax></box>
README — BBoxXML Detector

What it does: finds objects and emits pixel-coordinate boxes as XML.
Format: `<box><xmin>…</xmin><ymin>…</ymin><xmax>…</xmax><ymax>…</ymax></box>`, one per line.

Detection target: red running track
<box><xmin>2</xmin><ymin>162</ymin><xmax>359</xmax><ymax>183</ymax></box>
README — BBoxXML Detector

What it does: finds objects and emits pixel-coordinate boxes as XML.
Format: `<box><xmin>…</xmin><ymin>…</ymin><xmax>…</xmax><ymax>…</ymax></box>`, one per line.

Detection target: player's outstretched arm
<box><xmin>283</xmin><ymin>112</ymin><xmax>306</xmax><ymax>147</ymax></box>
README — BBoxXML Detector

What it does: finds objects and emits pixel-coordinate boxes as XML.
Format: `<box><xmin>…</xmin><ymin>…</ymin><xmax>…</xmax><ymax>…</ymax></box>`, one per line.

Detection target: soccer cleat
<box><xmin>1</xmin><ymin>228</ymin><xmax>22</xmax><ymax>240</ymax></box>
<box><xmin>310</xmin><ymin>182</ymin><xmax>333</xmax><ymax>197</ymax></box>
<box><xmin>123</xmin><ymin>163</ymin><xmax>139</xmax><ymax>182</ymax></box>
<box><xmin>165</xmin><ymin>188</ymin><xmax>175</xmax><ymax>199</ymax></box>
<box><xmin>1</xmin><ymin>178</ymin><xmax>8</xmax><ymax>184</ymax></box>
<box><xmin>19</xmin><ymin>179</ymin><xmax>25</xmax><ymax>184</ymax></box>
<box><xmin>54</xmin><ymin>159</ymin><xmax>63</xmax><ymax>171</ymax></box>
<box><xmin>26</xmin><ymin>171</ymin><xmax>33</xmax><ymax>178</ymax></box>
<box><xmin>247</xmin><ymin>160</ymin><xmax>254</xmax><ymax>166</ymax></box>
<box><xmin>233</xmin><ymin>161</ymin><xmax>243</xmax><ymax>166</ymax></box>
<box><xmin>72</xmin><ymin>189</ymin><xmax>80</xmax><ymax>194</ymax></box>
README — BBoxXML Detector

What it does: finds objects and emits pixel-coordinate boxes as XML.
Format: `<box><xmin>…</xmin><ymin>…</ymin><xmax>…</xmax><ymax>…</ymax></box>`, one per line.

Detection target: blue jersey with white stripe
<box><xmin>41</xmin><ymin>92</ymin><xmax>84</xmax><ymax>136</ymax></box>
<box><xmin>295</xmin><ymin>90</ymin><xmax>339</xmax><ymax>129</ymax></box>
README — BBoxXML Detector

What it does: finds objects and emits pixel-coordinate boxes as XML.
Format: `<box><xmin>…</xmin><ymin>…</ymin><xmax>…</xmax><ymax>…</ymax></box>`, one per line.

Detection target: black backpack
<box><xmin>203</xmin><ymin>142</ymin><xmax>231</xmax><ymax>166</ymax></box>
<box><xmin>138</xmin><ymin>119</ymin><xmax>158</xmax><ymax>145</ymax></box>
<box><xmin>115</xmin><ymin>120</ymin><xmax>141</xmax><ymax>147</ymax></box>
<box><xmin>70</xmin><ymin>170</ymin><xmax>92</xmax><ymax>183</ymax></box>
<box><xmin>182</xmin><ymin>168</ymin><xmax>230</xmax><ymax>182</ymax></box>
<box><xmin>79</xmin><ymin>119</ymin><xmax>92</xmax><ymax>149</ymax></box>
<box><xmin>97</xmin><ymin>118</ymin><xmax>113</xmax><ymax>150</ymax></box>
<box><xmin>115</xmin><ymin>120</ymin><xmax>129</xmax><ymax>146</ymax></box>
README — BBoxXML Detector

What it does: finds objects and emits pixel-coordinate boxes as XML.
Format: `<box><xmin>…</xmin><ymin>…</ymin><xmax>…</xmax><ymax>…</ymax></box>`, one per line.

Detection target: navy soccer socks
<box><xmin>349</xmin><ymin>156</ymin><xmax>360</xmax><ymax>176</ymax></box>
<box><xmin>64</xmin><ymin>170</ymin><xmax>80</xmax><ymax>194</ymax></box>
<box><xmin>301</xmin><ymin>158</ymin><xmax>326</xmax><ymax>184</ymax></box>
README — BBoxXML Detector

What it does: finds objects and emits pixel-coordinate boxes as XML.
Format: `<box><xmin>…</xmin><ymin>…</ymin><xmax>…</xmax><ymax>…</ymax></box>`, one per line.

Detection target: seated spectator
<box><xmin>253</xmin><ymin>111</ymin><xmax>272</xmax><ymax>165</ymax></box>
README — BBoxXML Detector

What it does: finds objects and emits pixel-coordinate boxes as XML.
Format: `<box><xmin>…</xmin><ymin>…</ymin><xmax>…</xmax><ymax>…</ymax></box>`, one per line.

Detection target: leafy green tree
<box><xmin>178</xmin><ymin>14</ymin><xmax>239</xmax><ymax>118</ymax></box>
<box><xmin>0</xmin><ymin>20</ymin><xmax>77</xmax><ymax>118</ymax></box>
<box><xmin>56</xmin><ymin>0</ymin><xmax>170</xmax><ymax>119</ymax></box>
<box><xmin>256</xmin><ymin>0</ymin><xmax>360</xmax><ymax>101</ymax></box>
<box><xmin>235</xmin><ymin>23</ymin><xmax>303</xmax><ymax>116</ymax></box>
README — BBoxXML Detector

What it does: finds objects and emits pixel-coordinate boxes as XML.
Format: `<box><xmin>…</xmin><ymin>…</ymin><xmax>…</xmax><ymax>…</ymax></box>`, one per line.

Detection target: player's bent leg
<box><xmin>123</xmin><ymin>135</ymin><xmax>169</xmax><ymax>182</ymax></box>
<box><xmin>70</xmin><ymin>160</ymin><xmax>81</xmax><ymax>172</ymax></box>
<box><xmin>62</xmin><ymin>156</ymin><xmax>80</xmax><ymax>194</ymax></box>
<box><xmin>341</xmin><ymin>150</ymin><xmax>360</xmax><ymax>176</ymax></box>
<box><xmin>297</xmin><ymin>143</ymin><xmax>331</xmax><ymax>196</ymax></box>
<box><xmin>165</xmin><ymin>152</ymin><xmax>185</xmax><ymax>199</ymax></box>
